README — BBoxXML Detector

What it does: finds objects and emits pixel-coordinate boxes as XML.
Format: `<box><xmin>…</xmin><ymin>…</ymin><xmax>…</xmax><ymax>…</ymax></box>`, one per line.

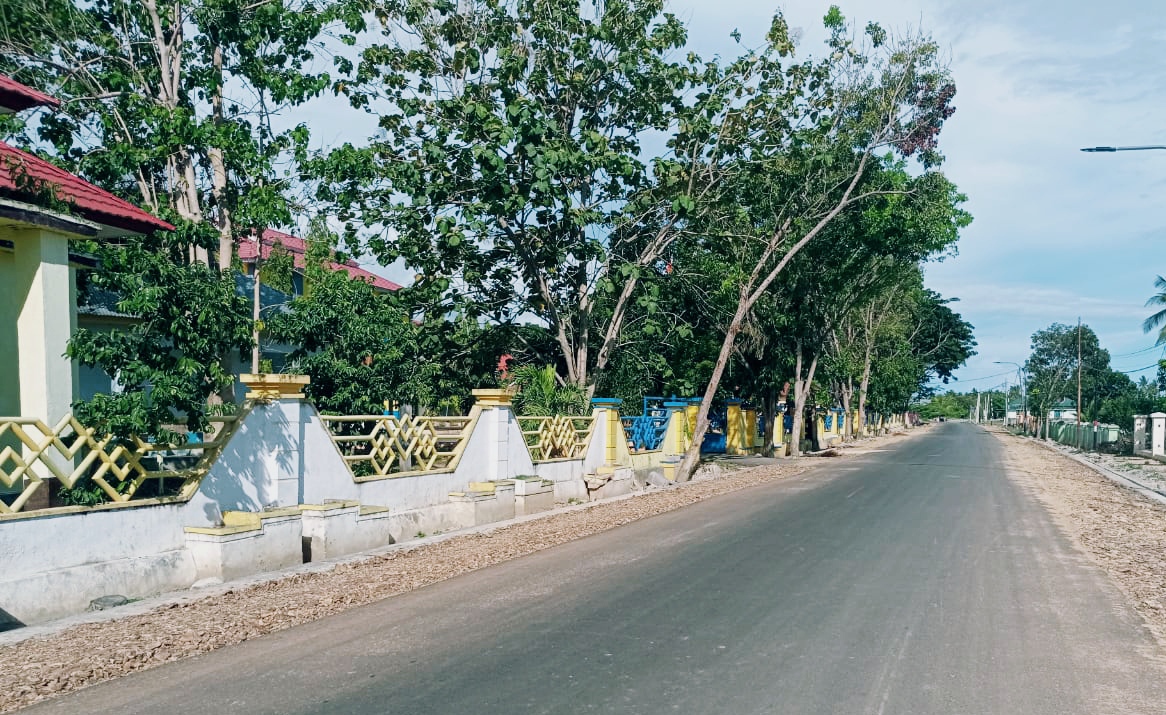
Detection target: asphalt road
<box><xmin>29</xmin><ymin>422</ymin><xmax>1166</xmax><ymax>714</ymax></box>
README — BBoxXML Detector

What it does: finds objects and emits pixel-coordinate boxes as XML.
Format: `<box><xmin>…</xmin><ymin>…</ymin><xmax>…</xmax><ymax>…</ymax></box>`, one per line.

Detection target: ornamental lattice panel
<box><xmin>321</xmin><ymin>414</ymin><xmax>473</xmax><ymax>478</ymax></box>
<box><xmin>0</xmin><ymin>415</ymin><xmax>235</xmax><ymax>515</ymax></box>
<box><xmin>521</xmin><ymin>415</ymin><xmax>595</xmax><ymax>461</ymax></box>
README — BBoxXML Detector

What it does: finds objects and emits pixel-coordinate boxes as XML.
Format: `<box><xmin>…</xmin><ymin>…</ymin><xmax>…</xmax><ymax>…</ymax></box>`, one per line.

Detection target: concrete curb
<box><xmin>995</xmin><ymin>427</ymin><xmax>1166</xmax><ymax>509</ymax></box>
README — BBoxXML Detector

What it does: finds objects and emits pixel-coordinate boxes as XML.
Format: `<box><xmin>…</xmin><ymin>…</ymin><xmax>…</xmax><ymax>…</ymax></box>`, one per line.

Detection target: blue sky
<box><xmin>299</xmin><ymin>0</ymin><xmax>1166</xmax><ymax>393</ymax></box>
<box><xmin>674</xmin><ymin>0</ymin><xmax>1166</xmax><ymax>391</ymax></box>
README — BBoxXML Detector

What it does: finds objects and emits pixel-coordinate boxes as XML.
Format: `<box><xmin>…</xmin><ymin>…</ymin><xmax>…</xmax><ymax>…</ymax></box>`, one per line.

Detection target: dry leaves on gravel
<box><xmin>994</xmin><ymin>432</ymin><xmax>1166</xmax><ymax>644</ymax></box>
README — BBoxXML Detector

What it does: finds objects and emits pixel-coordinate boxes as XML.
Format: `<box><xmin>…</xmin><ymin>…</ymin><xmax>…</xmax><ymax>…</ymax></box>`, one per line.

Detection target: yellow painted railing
<box><xmin>519</xmin><ymin>415</ymin><xmax>596</xmax><ymax>461</ymax></box>
<box><xmin>320</xmin><ymin>414</ymin><xmax>475</xmax><ymax>479</ymax></box>
<box><xmin>0</xmin><ymin>415</ymin><xmax>237</xmax><ymax>515</ymax></box>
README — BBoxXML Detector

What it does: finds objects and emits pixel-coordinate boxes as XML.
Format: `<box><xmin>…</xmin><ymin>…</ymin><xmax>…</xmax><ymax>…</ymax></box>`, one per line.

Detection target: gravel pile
<box><xmin>0</xmin><ymin>431</ymin><xmax>919</xmax><ymax>713</ymax></box>
<box><xmin>994</xmin><ymin>430</ymin><xmax>1166</xmax><ymax>646</ymax></box>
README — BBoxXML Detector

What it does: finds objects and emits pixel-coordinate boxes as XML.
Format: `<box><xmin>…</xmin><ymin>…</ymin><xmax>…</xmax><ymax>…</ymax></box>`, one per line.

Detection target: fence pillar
<box><xmin>237</xmin><ymin>374</ymin><xmax>312</xmax><ymax>508</ymax></box>
<box><xmin>663</xmin><ymin>400</ymin><xmax>690</xmax><ymax>456</ymax></box>
<box><xmin>685</xmin><ymin>399</ymin><xmax>700</xmax><ymax>439</ymax></box>
<box><xmin>473</xmin><ymin>388</ymin><xmax>517</xmax><ymax>481</ymax></box>
<box><xmin>590</xmin><ymin>398</ymin><xmax>624</xmax><ymax>467</ymax></box>
<box><xmin>1134</xmin><ymin>415</ymin><xmax>1148</xmax><ymax>453</ymax></box>
<box><xmin>1152</xmin><ymin>413</ymin><xmax>1166</xmax><ymax>457</ymax></box>
<box><xmin>725</xmin><ymin>400</ymin><xmax>743</xmax><ymax>455</ymax></box>
<box><xmin>743</xmin><ymin>407</ymin><xmax>759</xmax><ymax>455</ymax></box>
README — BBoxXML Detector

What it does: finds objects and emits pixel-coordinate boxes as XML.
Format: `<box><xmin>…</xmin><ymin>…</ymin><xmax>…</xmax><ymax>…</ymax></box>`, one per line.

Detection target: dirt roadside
<box><xmin>992</xmin><ymin>427</ymin><xmax>1166</xmax><ymax>647</ymax></box>
<box><xmin>0</xmin><ymin>429</ymin><xmax>921</xmax><ymax>713</ymax></box>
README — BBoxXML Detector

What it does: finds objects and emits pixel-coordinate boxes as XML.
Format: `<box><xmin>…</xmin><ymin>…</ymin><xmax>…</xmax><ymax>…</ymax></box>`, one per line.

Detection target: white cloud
<box><xmin>943</xmin><ymin>282</ymin><xmax>1144</xmax><ymax>321</ymax></box>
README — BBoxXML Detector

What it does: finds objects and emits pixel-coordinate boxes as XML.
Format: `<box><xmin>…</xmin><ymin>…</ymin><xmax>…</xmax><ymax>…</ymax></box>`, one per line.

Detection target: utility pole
<box><xmin>1077</xmin><ymin>318</ymin><xmax>1083</xmax><ymax>449</ymax></box>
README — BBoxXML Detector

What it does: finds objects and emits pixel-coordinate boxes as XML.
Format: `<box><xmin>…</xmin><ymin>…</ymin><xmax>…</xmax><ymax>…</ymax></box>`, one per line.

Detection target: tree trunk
<box><xmin>210</xmin><ymin>44</ymin><xmax>233</xmax><ymax>272</ymax></box>
<box><xmin>675</xmin><ymin>299</ymin><xmax>749</xmax><ymax>481</ymax></box>
<box><xmin>856</xmin><ymin>345</ymin><xmax>873</xmax><ymax>437</ymax></box>
<box><xmin>840</xmin><ymin>378</ymin><xmax>853</xmax><ymax>440</ymax></box>
<box><xmin>789</xmin><ymin>347</ymin><xmax>818</xmax><ymax>458</ymax></box>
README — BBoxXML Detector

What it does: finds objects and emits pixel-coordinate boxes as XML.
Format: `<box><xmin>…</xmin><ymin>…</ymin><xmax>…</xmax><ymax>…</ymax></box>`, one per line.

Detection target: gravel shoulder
<box><xmin>992</xmin><ymin>427</ymin><xmax>1166</xmax><ymax>647</ymax></box>
<box><xmin>0</xmin><ymin>428</ymin><xmax>923</xmax><ymax>713</ymax></box>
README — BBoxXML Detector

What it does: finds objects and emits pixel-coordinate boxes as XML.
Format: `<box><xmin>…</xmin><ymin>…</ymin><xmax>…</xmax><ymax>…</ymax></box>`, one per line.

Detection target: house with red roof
<box><xmin>0</xmin><ymin>75</ymin><xmax>173</xmax><ymax>427</ymax></box>
<box><xmin>236</xmin><ymin>228</ymin><xmax>402</xmax><ymax>294</ymax></box>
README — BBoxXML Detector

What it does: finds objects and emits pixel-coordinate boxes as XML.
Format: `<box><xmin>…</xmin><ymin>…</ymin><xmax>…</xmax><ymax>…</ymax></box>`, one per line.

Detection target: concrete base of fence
<box><xmin>448</xmin><ymin>481</ymin><xmax>516</xmax><ymax>527</ymax></box>
<box><xmin>184</xmin><ymin>509</ymin><xmax>303</xmax><ymax>582</ymax></box>
<box><xmin>301</xmin><ymin>501</ymin><xmax>394</xmax><ymax>562</ymax></box>
<box><xmin>513</xmin><ymin>478</ymin><xmax>555</xmax><ymax>517</ymax></box>
<box><xmin>0</xmin><ymin>548</ymin><xmax>195</xmax><ymax>628</ymax></box>
<box><xmin>586</xmin><ymin>467</ymin><xmax>634</xmax><ymax>501</ymax></box>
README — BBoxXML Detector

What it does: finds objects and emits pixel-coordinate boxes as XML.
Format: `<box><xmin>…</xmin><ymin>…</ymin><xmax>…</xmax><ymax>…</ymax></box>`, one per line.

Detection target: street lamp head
<box><xmin>1081</xmin><ymin>146</ymin><xmax>1117</xmax><ymax>153</ymax></box>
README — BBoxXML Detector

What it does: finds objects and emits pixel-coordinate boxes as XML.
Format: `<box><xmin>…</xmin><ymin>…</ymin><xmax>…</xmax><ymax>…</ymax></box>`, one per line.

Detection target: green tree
<box><xmin>67</xmin><ymin>238</ymin><xmax>253</xmax><ymax>439</ymax></box>
<box><xmin>1142</xmin><ymin>275</ymin><xmax>1166</xmax><ymax>344</ymax></box>
<box><xmin>916</xmin><ymin>392</ymin><xmax>973</xmax><ymax>420</ymax></box>
<box><xmin>1</xmin><ymin>0</ymin><xmax>349</xmax><ymax>264</ymax></box>
<box><xmin>1024</xmin><ymin>322</ymin><xmax>1132</xmax><ymax>433</ymax></box>
<box><xmin>511</xmin><ymin>365</ymin><xmax>587</xmax><ymax>417</ymax></box>
<box><xmin>674</xmin><ymin>11</ymin><xmax>958</xmax><ymax>478</ymax></box>
<box><xmin>264</xmin><ymin>226</ymin><xmax>437</xmax><ymax>415</ymax></box>
<box><xmin>2</xmin><ymin>0</ymin><xmax>356</xmax><ymax>437</ymax></box>
<box><xmin>315</xmin><ymin>0</ymin><xmax>748</xmax><ymax>393</ymax></box>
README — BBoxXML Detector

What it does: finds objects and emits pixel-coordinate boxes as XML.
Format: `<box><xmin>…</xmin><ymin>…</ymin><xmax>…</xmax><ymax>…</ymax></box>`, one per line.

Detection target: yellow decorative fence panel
<box><xmin>520</xmin><ymin>415</ymin><xmax>596</xmax><ymax>461</ymax></box>
<box><xmin>0</xmin><ymin>415</ymin><xmax>237</xmax><ymax>515</ymax></box>
<box><xmin>320</xmin><ymin>414</ymin><xmax>474</xmax><ymax>479</ymax></box>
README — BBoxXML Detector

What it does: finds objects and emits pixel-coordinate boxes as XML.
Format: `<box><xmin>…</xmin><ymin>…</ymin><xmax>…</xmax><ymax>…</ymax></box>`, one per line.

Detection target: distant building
<box><xmin>1048</xmin><ymin>399</ymin><xmax>1077</xmax><ymax>422</ymax></box>
<box><xmin>236</xmin><ymin>228</ymin><xmax>402</xmax><ymax>294</ymax></box>
<box><xmin>1006</xmin><ymin>400</ymin><xmax>1024</xmax><ymax>426</ymax></box>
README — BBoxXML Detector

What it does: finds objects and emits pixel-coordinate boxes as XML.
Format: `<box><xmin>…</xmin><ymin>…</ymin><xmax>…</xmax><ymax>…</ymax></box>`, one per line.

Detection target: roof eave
<box><xmin>0</xmin><ymin>197</ymin><xmax>101</xmax><ymax>237</ymax></box>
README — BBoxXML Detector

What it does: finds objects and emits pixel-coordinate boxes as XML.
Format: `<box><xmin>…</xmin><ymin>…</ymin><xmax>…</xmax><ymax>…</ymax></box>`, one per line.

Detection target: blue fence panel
<box><xmin>700</xmin><ymin>409</ymin><xmax>728</xmax><ymax>454</ymax></box>
<box><xmin>622</xmin><ymin>413</ymin><xmax>669</xmax><ymax>451</ymax></box>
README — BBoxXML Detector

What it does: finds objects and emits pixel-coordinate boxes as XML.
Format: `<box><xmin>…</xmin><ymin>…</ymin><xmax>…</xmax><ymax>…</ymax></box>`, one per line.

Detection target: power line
<box><xmin>1115</xmin><ymin>363</ymin><xmax>1160</xmax><ymax>375</ymax></box>
<box><xmin>950</xmin><ymin>369</ymin><xmax>1016</xmax><ymax>384</ymax></box>
<box><xmin>1110</xmin><ymin>343</ymin><xmax>1164</xmax><ymax>358</ymax></box>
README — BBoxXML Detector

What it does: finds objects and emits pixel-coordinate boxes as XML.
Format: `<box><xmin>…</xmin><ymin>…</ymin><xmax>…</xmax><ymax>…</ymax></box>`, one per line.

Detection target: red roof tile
<box><xmin>0</xmin><ymin>75</ymin><xmax>60</xmax><ymax>113</ymax></box>
<box><xmin>0</xmin><ymin>141</ymin><xmax>174</xmax><ymax>235</ymax></box>
<box><xmin>237</xmin><ymin>228</ymin><xmax>402</xmax><ymax>291</ymax></box>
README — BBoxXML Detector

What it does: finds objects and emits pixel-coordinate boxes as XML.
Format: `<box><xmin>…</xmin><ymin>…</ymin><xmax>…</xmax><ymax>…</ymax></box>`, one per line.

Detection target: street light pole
<box><xmin>994</xmin><ymin>361</ymin><xmax>1028</xmax><ymax>434</ymax></box>
<box><xmin>1081</xmin><ymin>145</ymin><xmax>1166</xmax><ymax>153</ymax></box>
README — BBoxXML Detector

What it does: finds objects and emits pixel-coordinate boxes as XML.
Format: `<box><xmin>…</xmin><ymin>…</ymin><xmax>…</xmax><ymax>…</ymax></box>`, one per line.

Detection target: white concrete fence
<box><xmin>1133</xmin><ymin>413</ymin><xmax>1165</xmax><ymax>458</ymax></box>
<box><xmin>0</xmin><ymin>383</ymin><xmax>912</xmax><ymax>628</ymax></box>
<box><xmin>0</xmin><ymin>388</ymin><xmax>648</xmax><ymax>627</ymax></box>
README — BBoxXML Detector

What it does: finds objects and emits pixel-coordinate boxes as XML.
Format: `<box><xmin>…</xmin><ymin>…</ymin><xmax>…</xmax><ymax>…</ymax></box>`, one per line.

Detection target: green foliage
<box><xmin>56</xmin><ymin>477</ymin><xmax>114</xmax><ymax>507</ymax></box>
<box><xmin>314</xmin><ymin>0</ymin><xmax>747</xmax><ymax>387</ymax></box>
<box><xmin>68</xmin><ymin>240</ymin><xmax>253</xmax><ymax>440</ymax></box>
<box><xmin>511</xmin><ymin>365</ymin><xmax>588</xmax><ymax>417</ymax></box>
<box><xmin>1025</xmin><ymin>323</ymin><xmax>1133</xmax><ymax>423</ymax></box>
<box><xmin>5</xmin><ymin>0</ymin><xmax>974</xmax><ymax>447</ymax></box>
<box><xmin>1142</xmin><ymin>275</ymin><xmax>1166</xmax><ymax>345</ymax></box>
<box><xmin>916</xmin><ymin>392</ymin><xmax>972</xmax><ymax>420</ymax></box>
<box><xmin>259</xmin><ymin>244</ymin><xmax>296</xmax><ymax>295</ymax></box>
<box><xmin>265</xmin><ymin>264</ymin><xmax>434</xmax><ymax>416</ymax></box>
<box><xmin>1</xmin><ymin>0</ymin><xmax>355</xmax><ymax>259</ymax></box>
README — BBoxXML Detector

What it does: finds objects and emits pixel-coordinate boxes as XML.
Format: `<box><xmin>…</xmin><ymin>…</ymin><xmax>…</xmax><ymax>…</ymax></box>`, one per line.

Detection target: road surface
<box><xmin>29</xmin><ymin>422</ymin><xmax>1166</xmax><ymax>714</ymax></box>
